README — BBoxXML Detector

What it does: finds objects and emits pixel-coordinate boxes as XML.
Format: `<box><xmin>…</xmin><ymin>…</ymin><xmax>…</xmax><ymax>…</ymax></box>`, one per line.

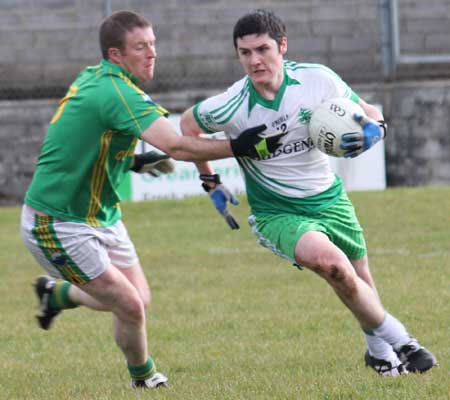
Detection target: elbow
<box><xmin>163</xmin><ymin>140</ymin><xmax>190</xmax><ymax>161</ymax></box>
<box><xmin>179</xmin><ymin>116</ymin><xmax>190</xmax><ymax>137</ymax></box>
<box><xmin>169</xmin><ymin>150</ymin><xmax>190</xmax><ymax>161</ymax></box>
<box><xmin>180</xmin><ymin>110</ymin><xmax>200</xmax><ymax>138</ymax></box>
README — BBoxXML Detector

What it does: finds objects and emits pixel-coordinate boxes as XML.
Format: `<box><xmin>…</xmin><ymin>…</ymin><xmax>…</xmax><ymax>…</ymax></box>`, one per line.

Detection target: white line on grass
<box><xmin>208</xmin><ymin>247</ymin><xmax>267</xmax><ymax>254</ymax></box>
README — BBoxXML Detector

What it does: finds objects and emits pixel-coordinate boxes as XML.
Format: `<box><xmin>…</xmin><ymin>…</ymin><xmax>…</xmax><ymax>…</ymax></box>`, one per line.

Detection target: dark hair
<box><xmin>232</xmin><ymin>9</ymin><xmax>286</xmax><ymax>49</ymax></box>
<box><xmin>99</xmin><ymin>10</ymin><xmax>151</xmax><ymax>59</ymax></box>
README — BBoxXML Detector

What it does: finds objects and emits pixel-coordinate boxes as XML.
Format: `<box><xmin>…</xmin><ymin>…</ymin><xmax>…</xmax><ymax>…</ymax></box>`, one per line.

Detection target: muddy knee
<box><xmin>315</xmin><ymin>262</ymin><xmax>358</xmax><ymax>296</ymax></box>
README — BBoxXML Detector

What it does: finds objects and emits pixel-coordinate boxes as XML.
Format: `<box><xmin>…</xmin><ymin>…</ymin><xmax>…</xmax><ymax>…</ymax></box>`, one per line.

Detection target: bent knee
<box><xmin>141</xmin><ymin>291</ymin><xmax>151</xmax><ymax>309</ymax></box>
<box><xmin>309</xmin><ymin>256</ymin><xmax>357</xmax><ymax>285</ymax></box>
<box><xmin>119</xmin><ymin>295</ymin><xmax>146</xmax><ymax>324</ymax></box>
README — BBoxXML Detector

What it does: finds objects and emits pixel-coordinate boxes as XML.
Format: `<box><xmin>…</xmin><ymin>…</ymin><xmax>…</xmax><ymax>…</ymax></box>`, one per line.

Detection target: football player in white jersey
<box><xmin>180</xmin><ymin>9</ymin><xmax>437</xmax><ymax>376</ymax></box>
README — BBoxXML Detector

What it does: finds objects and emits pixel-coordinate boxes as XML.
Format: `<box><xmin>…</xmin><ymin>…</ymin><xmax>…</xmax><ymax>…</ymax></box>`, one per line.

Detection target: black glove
<box><xmin>230</xmin><ymin>124</ymin><xmax>284</xmax><ymax>159</ymax></box>
<box><xmin>200</xmin><ymin>174</ymin><xmax>240</xmax><ymax>230</ymax></box>
<box><xmin>130</xmin><ymin>151</ymin><xmax>175</xmax><ymax>177</ymax></box>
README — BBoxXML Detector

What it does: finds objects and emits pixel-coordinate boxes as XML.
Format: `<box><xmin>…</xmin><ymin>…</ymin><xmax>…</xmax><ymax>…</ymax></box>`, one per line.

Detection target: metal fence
<box><xmin>0</xmin><ymin>0</ymin><xmax>449</xmax><ymax>100</ymax></box>
<box><xmin>380</xmin><ymin>0</ymin><xmax>450</xmax><ymax>80</ymax></box>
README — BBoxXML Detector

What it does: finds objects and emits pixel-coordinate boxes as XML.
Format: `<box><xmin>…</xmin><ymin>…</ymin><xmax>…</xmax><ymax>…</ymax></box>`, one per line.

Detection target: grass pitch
<box><xmin>0</xmin><ymin>186</ymin><xmax>449</xmax><ymax>399</ymax></box>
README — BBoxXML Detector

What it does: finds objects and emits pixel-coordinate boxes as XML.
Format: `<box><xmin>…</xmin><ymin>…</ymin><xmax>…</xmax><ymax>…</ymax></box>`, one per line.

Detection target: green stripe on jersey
<box><xmin>245</xmin><ymin>173</ymin><xmax>343</xmax><ymax>216</ymax></box>
<box><xmin>284</xmin><ymin>61</ymin><xmax>339</xmax><ymax>76</ymax></box>
<box><xmin>285</xmin><ymin>60</ymin><xmax>359</xmax><ymax>102</ymax></box>
<box><xmin>248</xmin><ymin>69</ymin><xmax>300</xmax><ymax>113</ymax></box>
<box><xmin>239</xmin><ymin>157</ymin><xmax>309</xmax><ymax>194</ymax></box>
<box><xmin>210</xmin><ymin>80</ymin><xmax>249</xmax><ymax>116</ymax></box>
<box><xmin>193</xmin><ymin>82</ymin><xmax>249</xmax><ymax>132</ymax></box>
<box><xmin>193</xmin><ymin>103</ymin><xmax>214</xmax><ymax>133</ymax></box>
<box><xmin>214</xmin><ymin>88</ymin><xmax>248</xmax><ymax>124</ymax></box>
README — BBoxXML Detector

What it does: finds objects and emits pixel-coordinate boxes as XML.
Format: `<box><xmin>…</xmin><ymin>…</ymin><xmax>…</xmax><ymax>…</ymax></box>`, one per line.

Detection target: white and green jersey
<box><xmin>193</xmin><ymin>61</ymin><xmax>359</xmax><ymax>215</ymax></box>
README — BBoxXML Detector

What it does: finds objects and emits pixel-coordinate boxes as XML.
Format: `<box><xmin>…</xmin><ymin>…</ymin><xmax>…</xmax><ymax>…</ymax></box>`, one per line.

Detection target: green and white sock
<box><xmin>49</xmin><ymin>281</ymin><xmax>78</xmax><ymax>310</ymax></box>
<box><xmin>128</xmin><ymin>357</ymin><xmax>156</xmax><ymax>381</ymax></box>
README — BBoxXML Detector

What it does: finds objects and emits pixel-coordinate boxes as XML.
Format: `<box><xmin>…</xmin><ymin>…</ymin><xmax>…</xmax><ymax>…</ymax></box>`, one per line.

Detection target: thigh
<box><xmin>97</xmin><ymin>222</ymin><xmax>149</xmax><ymax>304</ymax></box>
<box><xmin>77</xmin><ymin>264</ymin><xmax>144</xmax><ymax>321</ymax></box>
<box><xmin>317</xmin><ymin>192</ymin><xmax>367</xmax><ymax>260</ymax></box>
<box><xmin>248</xmin><ymin>191</ymin><xmax>367</xmax><ymax>266</ymax></box>
<box><xmin>248</xmin><ymin>213</ymin><xmax>327</xmax><ymax>265</ymax></box>
<box><xmin>98</xmin><ymin>220</ymin><xmax>140</xmax><ymax>269</ymax></box>
<box><xmin>118</xmin><ymin>264</ymin><xmax>151</xmax><ymax>307</ymax></box>
<box><xmin>295</xmin><ymin>230</ymin><xmax>345</xmax><ymax>268</ymax></box>
<box><xmin>21</xmin><ymin>205</ymin><xmax>109</xmax><ymax>284</ymax></box>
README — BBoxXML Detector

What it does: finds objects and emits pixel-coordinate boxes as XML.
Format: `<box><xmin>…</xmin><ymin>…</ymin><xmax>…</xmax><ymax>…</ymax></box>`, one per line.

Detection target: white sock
<box><xmin>372</xmin><ymin>313</ymin><xmax>415</xmax><ymax>350</ymax></box>
<box><xmin>364</xmin><ymin>333</ymin><xmax>402</xmax><ymax>366</ymax></box>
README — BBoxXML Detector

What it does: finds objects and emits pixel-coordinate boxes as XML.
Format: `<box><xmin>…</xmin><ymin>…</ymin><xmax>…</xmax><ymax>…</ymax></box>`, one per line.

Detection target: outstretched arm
<box><xmin>140</xmin><ymin>112</ymin><xmax>277</xmax><ymax>161</ymax></box>
<box><xmin>140</xmin><ymin>115</ymin><xmax>234</xmax><ymax>162</ymax></box>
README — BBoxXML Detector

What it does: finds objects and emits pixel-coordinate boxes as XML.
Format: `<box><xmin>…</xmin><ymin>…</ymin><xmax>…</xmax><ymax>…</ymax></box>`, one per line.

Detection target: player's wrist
<box><xmin>200</xmin><ymin>173</ymin><xmax>221</xmax><ymax>192</ymax></box>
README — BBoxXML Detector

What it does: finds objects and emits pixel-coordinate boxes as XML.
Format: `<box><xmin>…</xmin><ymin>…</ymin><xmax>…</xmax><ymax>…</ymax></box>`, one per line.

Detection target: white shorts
<box><xmin>20</xmin><ymin>205</ymin><xmax>139</xmax><ymax>284</ymax></box>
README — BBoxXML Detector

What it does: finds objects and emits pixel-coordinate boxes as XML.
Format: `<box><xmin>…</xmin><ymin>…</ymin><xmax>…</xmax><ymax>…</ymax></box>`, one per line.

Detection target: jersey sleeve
<box><xmin>192</xmin><ymin>78</ymin><xmax>249</xmax><ymax>135</ymax></box>
<box><xmin>192</xmin><ymin>92</ymin><xmax>231</xmax><ymax>134</ymax></box>
<box><xmin>319</xmin><ymin>65</ymin><xmax>359</xmax><ymax>103</ymax></box>
<box><xmin>104</xmin><ymin>76</ymin><xmax>169</xmax><ymax>137</ymax></box>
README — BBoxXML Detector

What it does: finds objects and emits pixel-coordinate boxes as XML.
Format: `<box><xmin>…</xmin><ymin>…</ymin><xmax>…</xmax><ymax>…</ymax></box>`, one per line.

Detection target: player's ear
<box><xmin>108</xmin><ymin>47</ymin><xmax>122</xmax><ymax>63</ymax></box>
<box><xmin>279</xmin><ymin>36</ymin><xmax>287</xmax><ymax>55</ymax></box>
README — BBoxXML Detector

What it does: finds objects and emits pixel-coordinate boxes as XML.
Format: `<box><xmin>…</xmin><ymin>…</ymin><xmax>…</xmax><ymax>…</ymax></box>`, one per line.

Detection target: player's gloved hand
<box><xmin>130</xmin><ymin>151</ymin><xmax>175</xmax><ymax>177</ymax></box>
<box><xmin>200</xmin><ymin>174</ymin><xmax>240</xmax><ymax>230</ymax></box>
<box><xmin>230</xmin><ymin>124</ymin><xmax>284</xmax><ymax>159</ymax></box>
<box><xmin>340</xmin><ymin>115</ymin><xmax>387</xmax><ymax>158</ymax></box>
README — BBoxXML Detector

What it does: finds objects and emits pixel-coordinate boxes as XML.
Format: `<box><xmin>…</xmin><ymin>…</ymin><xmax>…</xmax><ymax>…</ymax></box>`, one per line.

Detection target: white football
<box><xmin>309</xmin><ymin>97</ymin><xmax>364</xmax><ymax>157</ymax></box>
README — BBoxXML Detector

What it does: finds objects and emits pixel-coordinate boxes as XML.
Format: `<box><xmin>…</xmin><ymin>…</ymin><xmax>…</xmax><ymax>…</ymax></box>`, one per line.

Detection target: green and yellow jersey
<box><xmin>25</xmin><ymin>59</ymin><xmax>168</xmax><ymax>226</ymax></box>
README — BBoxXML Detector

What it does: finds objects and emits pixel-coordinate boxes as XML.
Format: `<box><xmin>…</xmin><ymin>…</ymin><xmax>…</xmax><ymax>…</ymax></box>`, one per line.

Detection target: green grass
<box><xmin>0</xmin><ymin>186</ymin><xmax>449</xmax><ymax>399</ymax></box>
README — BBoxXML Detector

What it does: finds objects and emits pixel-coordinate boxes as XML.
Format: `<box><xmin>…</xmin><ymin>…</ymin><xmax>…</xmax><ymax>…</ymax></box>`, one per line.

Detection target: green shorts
<box><xmin>248</xmin><ymin>191</ymin><xmax>367</xmax><ymax>265</ymax></box>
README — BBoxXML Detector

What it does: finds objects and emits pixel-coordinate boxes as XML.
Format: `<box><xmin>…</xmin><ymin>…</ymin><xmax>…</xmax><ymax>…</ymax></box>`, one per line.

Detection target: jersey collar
<box><xmin>101</xmin><ymin>59</ymin><xmax>139</xmax><ymax>84</ymax></box>
<box><xmin>248</xmin><ymin>65</ymin><xmax>301</xmax><ymax>113</ymax></box>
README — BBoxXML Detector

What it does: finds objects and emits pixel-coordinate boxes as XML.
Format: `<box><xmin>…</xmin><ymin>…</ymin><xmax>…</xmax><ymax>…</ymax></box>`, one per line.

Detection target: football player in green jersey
<box><xmin>21</xmin><ymin>10</ymin><xmax>283</xmax><ymax>390</ymax></box>
<box><xmin>180</xmin><ymin>9</ymin><xmax>436</xmax><ymax>376</ymax></box>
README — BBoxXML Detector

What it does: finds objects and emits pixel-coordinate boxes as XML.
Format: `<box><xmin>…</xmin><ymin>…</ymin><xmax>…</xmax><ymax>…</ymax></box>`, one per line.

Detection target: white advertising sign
<box><xmin>329</xmin><ymin>140</ymin><xmax>386</xmax><ymax>192</ymax></box>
